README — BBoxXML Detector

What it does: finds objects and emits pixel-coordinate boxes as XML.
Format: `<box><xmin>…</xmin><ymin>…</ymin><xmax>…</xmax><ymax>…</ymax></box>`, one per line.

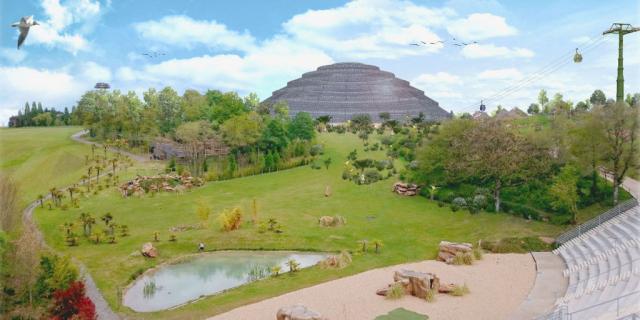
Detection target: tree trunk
<box><xmin>613</xmin><ymin>181</ymin><xmax>619</xmax><ymax>205</ymax></box>
<box><xmin>494</xmin><ymin>180</ymin><xmax>501</xmax><ymax>212</ymax></box>
<box><xmin>590</xmin><ymin>168</ymin><xmax>598</xmax><ymax>199</ymax></box>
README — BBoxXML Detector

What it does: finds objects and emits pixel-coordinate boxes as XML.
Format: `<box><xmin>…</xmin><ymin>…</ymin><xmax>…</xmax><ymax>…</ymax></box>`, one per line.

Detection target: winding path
<box><xmin>22</xmin><ymin>131</ymin><xmax>136</xmax><ymax>320</ymax></box>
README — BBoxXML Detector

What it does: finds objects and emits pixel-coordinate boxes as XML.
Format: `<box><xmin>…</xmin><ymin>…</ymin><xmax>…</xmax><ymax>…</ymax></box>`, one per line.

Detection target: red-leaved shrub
<box><xmin>50</xmin><ymin>281</ymin><xmax>96</xmax><ymax>320</ymax></box>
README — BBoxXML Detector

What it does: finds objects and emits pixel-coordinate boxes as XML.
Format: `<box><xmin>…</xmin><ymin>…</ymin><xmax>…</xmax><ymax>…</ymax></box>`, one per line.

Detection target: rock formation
<box><xmin>376</xmin><ymin>269</ymin><xmax>439</xmax><ymax>299</ymax></box>
<box><xmin>392</xmin><ymin>182</ymin><xmax>420</xmax><ymax>196</ymax></box>
<box><xmin>437</xmin><ymin>241</ymin><xmax>473</xmax><ymax>264</ymax></box>
<box><xmin>276</xmin><ymin>304</ymin><xmax>325</xmax><ymax>320</ymax></box>
<box><xmin>141</xmin><ymin>242</ymin><xmax>157</xmax><ymax>258</ymax></box>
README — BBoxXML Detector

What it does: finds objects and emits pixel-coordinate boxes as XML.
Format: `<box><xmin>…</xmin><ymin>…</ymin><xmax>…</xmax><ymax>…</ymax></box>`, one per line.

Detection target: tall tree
<box><xmin>538</xmin><ymin>89</ymin><xmax>549</xmax><ymax>113</ymax></box>
<box><xmin>549</xmin><ymin>165</ymin><xmax>580</xmax><ymax>224</ymax></box>
<box><xmin>175</xmin><ymin>121</ymin><xmax>216</xmax><ymax>176</ymax></box>
<box><xmin>287</xmin><ymin>112</ymin><xmax>315</xmax><ymax>141</ymax></box>
<box><xmin>569</xmin><ymin>111</ymin><xmax>606</xmax><ymax>197</ymax></box>
<box><xmin>220</xmin><ymin>112</ymin><xmax>264</xmax><ymax>150</ymax></box>
<box><xmin>589</xmin><ymin>89</ymin><xmax>607</xmax><ymax>106</ymax></box>
<box><xmin>596</xmin><ymin>101</ymin><xmax>639</xmax><ymax>204</ymax></box>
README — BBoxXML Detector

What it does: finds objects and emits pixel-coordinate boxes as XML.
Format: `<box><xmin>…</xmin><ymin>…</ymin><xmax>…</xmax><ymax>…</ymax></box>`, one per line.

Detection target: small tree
<box><xmin>428</xmin><ymin>185</ymin><xmax>438</xmax><ymax>201</ymax></box>
<box><xmin>372</xmin><ymin>239</ymin><xmax>384</xmax><ymax>253</ymax></box>
<box><xmin>100</xmin><ymin>212</ymin><xmax>113</xmax><ymax>227</ymax></box>
<box><xmin>49</xmin><ymin>281</ymin><xmax>96</xmax><ymax>320</ymax></box>
<box><xmin>286</xmin><ymin>259</ymin><xmax>300</xmax><ymax>273</ymax></box>
<box><xmin>196</xmin><ymin>200</ymin><xmax>211</xmax><ymax>228</ymax></box>
<box><xmin>549</xmin><ymin>165</ymin><xmax>580</xmax><ymax>224</ymax></box>
<box><xmin>323</xmin><ymin>157</ymin><xmax>332</xmax><ymax>170</ymax></box>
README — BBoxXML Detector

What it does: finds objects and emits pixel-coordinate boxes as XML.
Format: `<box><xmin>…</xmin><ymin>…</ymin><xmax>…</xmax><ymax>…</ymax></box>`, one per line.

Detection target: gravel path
<box><xmin>71</xmin><ymin>130</ymin><xmax>150</xmax><ymax>163</ymax></box>
<box><xmin>22</xmin><ymin>131</ymin><xmax>125</xmax><ymax>320</ymax></box>
<box><xmin>208</xmin><ymin>254</ymin><xmax>536</xmax><ymax>320</ymax></box>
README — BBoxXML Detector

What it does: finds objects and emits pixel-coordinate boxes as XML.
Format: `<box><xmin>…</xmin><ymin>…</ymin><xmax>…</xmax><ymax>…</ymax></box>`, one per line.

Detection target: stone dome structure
<box><xmin>263</xmin><ymin>62</ymin><xmax>450</xmax><ymax>123</ymax></box>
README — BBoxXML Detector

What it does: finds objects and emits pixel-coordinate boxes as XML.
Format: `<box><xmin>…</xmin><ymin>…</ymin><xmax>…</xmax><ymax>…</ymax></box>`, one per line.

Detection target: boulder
<box><xmin>324</xmin><ymin>185</ymin><xmax>332</xmax><ymax>197</ymax></box>
<box><xmin>437</xmin><ymin>283</ymin><xmax>455</xmax><ymax>294</ymax></box>
<box><xmin>392</xmin><ymin>182</ymin><xmax>420</xmax><ymax>196</ymax></box>
<box><xmin>276</xmin><ymin>304</ymin><xmax>324</xmax><ymax>320</ymax></box>
<box><xmin>141</xmin><ymin>242</ymin><xmax>157</xmax><ymax>258</ymax></box>
<box><xmin>318</xmin><ymin>216</ymin><xmax>334</xmax><ymax>227</ymax></box>
<box><xmin>437</xmin><ymin>241</ymin><xmax>472</xmax><ymax>264</ymax></box>
<box><xmin>393</xmin><ymin>270</ymin><xmax>439</xmax><ymax>299</ymax></box>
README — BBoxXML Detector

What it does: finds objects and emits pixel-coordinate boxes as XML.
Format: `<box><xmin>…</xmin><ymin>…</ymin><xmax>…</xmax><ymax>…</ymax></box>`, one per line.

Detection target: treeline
<box><xmin>8</xmin><ymin>102</ymin><xmax>73</xmax><ymax>127</ymax></box>
<box><xmin>412</xmin><ymin>96</ymin><xmax>639</xmax><ymax>224</ymax></box>
<box><xmin>73</xmin><ymin>87</ymin><xmax>317</xmax><ymax>176</ymax></box>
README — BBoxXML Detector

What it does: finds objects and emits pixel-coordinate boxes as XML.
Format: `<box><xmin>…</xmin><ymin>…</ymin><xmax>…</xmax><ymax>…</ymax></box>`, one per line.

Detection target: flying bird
<box><xmin>11</xmin><ymin>16</ymin><xmax>39</xmax><ymax>49</ymax></box>
<box><xmin>409</xmin><ymin>43</ymin><xmax>421</xmax><ymax>46</ymax></box>
<box><xmin>142</xmin><ymin>51</ymin><xmax>167</xmax><ymax>58</ymax></box>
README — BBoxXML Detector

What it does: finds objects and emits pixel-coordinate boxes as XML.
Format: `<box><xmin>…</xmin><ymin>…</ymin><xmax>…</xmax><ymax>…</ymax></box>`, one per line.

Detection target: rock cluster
<box><xmin>276</xmin><ymin>304</ymin><xmax>325</xmax><ymax>320</ymax></box>
<box><xmin>392</xmin><ymin>182</ymin><xmax>420</xmax><ymax>196</ymax></box>
<box><xmin>318</xmin><ymin>215</ymin><xmax>346</xmax><ymax>227</ymax></box>
<box><xmin>120</xmin><ymin>173</ymin><xmax>204</xmax><ymax>197</ymax></box>
<box><xmin>141</xmin><ymin>242</ymin><xmax>157</xmax><ymax>258</ymax></box>
<box><xmin>437</xmin><ymin>241</ymin><xmax>473</xmax><ymax>264</ymax></box>
<box><xmin>376</xmin><ymin>270</ymin><xmax>440</xmax><ymax>299</ymax></box>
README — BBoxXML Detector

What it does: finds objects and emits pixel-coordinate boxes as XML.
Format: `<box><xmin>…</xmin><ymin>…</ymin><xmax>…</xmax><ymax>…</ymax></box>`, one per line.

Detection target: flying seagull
<box><xmin>11</xmin><ymin>16</ymin><xmax>39</xmax><ymax>49</ymax></box>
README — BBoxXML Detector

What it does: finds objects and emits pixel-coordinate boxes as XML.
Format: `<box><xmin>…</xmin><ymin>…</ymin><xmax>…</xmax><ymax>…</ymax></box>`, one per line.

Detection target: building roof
<box><xmin>262</xmin><ymin>62</ymin><xmax>451</xmax><ymax>123</ymax></box>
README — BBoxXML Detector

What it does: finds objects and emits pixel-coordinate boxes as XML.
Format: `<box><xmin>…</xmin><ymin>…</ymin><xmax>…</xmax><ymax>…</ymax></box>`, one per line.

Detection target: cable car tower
<box><xmin>603</xmin><ymin>23</ymin><xmax>639</xmax><ymax>102</ymax></box>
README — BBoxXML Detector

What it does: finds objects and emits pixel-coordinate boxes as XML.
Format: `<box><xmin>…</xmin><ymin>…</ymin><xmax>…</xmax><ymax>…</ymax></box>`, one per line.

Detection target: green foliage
<box><xmin>425</xmin><ymin>288</ymin><xmax>437</xmax><ymax>303</ymax></box>
<box><xmin>549</xmin><ymin>165</ymin><xmax>580</xmax><ymax>223</ymax></box>
<box><xmin>473</xmin><ymin>247</ymin><xmax>483</xmax><ymax>260</ymax></box>
<box><xmin>218</xmin><ymin>208</ymin><xmax>243</xmax><ymax>231</ymax></box>
<box><xmin>286</xmin><ymin>259</ymin><xmax>300</xmax><ymax>273</ymax></box>
<box><xmin>196</xmin><ymin>200</ymin><xmax>211</xmax><ymax>228</ymax></box>
<box><xmin>36</xmin><ymin>255</ymin><xmax>78</xmax><ymax>296</ymax></box>
<box><xmin>288</xmin><ymin>112</ymin><xmax>316</xmax><ymax>141</ymax></box>
<box><xmin>481</xmin><ymin>237</ymin><xmax>552</xmax><ymax>253</ymax></box>
<box><xmin>450</xmin><ymin>283</ymin><xmax>470</xmax><ymax>296</ymax></box>
<box><xmin>386</xmin><ymin>282</ymin><xmax>406</xmax><ymax>300</ymax></box>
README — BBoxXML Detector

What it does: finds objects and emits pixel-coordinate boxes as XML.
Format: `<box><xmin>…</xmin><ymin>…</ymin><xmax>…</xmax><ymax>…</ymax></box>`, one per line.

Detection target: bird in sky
<box><xmin>11</xmin><ymin>16</ymin><xmax>39</xmax><ymax>49</ymax></box>
<box><xmin>142</xmin><ymin>51</ymin><xmax>167</xmax><ymax>58</ymax></box>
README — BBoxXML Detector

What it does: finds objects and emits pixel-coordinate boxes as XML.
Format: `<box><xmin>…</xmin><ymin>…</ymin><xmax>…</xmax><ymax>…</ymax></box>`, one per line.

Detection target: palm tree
<box><xmin>372</xmin><ymin>239</ymin><xmax>384</xmax><ymax>253</ymax></box>
<box><xmin>110</xmin><ymin>158</ymin><xmax>118</xmax><ymax>175</ymax></box>
<box><xmin>358</xmin><ymin>239</ymin><xmax>368</xmax><ymax>253</ymax></box>
<box><xmin>286</xmin><ymin>259</ymin><xmax>299</xmax><ymax>273</ymax></box>
<box><xmin>79</xmin><ymin>213</ymin><xmax>96</xmax><ymax>236</ymax></box>
<box><xmin>37</xmin><ymin>194</ymin><xmax>44</xmax><ymax>208</ymax></box>
<box><xmin>91</xmin><ymin>144</ymin><xmax>97</xmax><ymax>160</ymax></box>
<box><xmin>49</xmin><ymin>187</ymin><xmax>59</xmax><ymax>206</ymax></box>
<box><xmin>101</xmin><ymin>212</ymin><xmax>113</xmax><ymax>227</ymax></box>
<box><xmin>68</xmin><ymin>185</ymin><xmax>78</xmax><ymax>201</ymax></box>
<box><xmin>429</xmin><ymin>185</ymin><xmax>439</xmax><ymax>201</ymax></box>
<box><xmin>95</xmin><ymin>164</ymin><xmax>102</xmax><ymax>183</ymax></box>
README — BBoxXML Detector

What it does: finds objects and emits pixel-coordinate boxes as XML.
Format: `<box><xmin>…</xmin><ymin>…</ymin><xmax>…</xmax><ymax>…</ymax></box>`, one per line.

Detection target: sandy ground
<box><xmin>207</xmin><ymin>254</ymin><xmax>535</xmax><ymax>320</ymax></box>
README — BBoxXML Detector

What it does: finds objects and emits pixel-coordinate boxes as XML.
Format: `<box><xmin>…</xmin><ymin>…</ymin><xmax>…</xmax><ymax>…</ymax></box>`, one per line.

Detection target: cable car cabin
<box><xmin>573</xmin><ymin>49</ymin><xmax>583</xmax><ymax>63</ymax></box>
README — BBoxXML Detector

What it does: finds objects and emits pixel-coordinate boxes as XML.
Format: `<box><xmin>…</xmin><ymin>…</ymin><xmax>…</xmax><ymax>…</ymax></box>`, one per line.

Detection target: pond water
<box><xmin>122</xmin><ymin>251</ymin><xmax>327</xmax><ymax>312</ymax></box>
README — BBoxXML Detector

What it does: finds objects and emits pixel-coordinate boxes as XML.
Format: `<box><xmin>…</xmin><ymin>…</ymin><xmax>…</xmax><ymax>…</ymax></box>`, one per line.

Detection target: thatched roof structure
<box><xmin>263</xmin><ymin>62</ymin><xmax>450</xmax><ymax>123</ymax></box>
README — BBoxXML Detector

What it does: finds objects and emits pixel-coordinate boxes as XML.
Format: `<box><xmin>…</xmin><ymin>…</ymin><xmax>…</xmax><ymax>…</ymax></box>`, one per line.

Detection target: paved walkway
<box><xmin>508</xmin><ymin>252</ymin><xmax>568</xmax><ymax>319</ymax></box>
<box><xmin>21</xmin><ymin>131</ymin><xmax>126</xmax><ymax>320</ymax></box>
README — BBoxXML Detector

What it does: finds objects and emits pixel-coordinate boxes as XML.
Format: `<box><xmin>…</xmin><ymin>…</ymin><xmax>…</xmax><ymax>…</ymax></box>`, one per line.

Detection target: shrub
<box><xmin>437</xmin><ymin>201</ymin><xmax>445</xmax><ymax>207</ymax></box>
<box><xmin>425</xmin><ymin>288</ymin><xmax>437</xmax><ymax>303</ymax></box>
<box><xmin>129</xmin><ymin>268</ymin><xmax>145</xmax><ymax>281</ymax></box>
<box><xmin>309</xmin><ymin>144</ymin><xmax>324</xmax><ymax>157</ymax></box>
<box><xmin>386</xmin><ymin>283</ymin><xmax>405</xmax><ymax>300</ymax></box>
<box><xmin>450</xmin><ymin>204</ymin><xmax>460</xmax><ymax>212</ymax></box>
<box><xmin>49</xmin><ymin>281</ymin><xmax>95</xmax><ymax>320</ymax></box>
<box><xmin>452</xmin><ymin>197</ymin><xmax>467</xmax><ymax>207</ymax></box>
<box><xmin>472</xmin><ymin>195</ymin><xmax>487</xmax><ymax>209</ymax></box>
<box><xmin>473</xmin><ymin>247</ymin><xmax>483</xmax><ymax>260</ymax></box>
<box><xmin>219</xmin><ymin>208</ymin><xmax>243</xmax><ymax>231</ymax></box>
<box><xmin>452</xmin><ymin>252</ymin><xmax>474</xmax><ymax>265</ymax></box>
<box><xmin>364</xmin><ymin>169</ymin><xmax>382</xmax><ymax>184</ymax></box>
<box><xmin>481</xmin><ymin>237</ymin><xmax>552</xmax><ymax>253</ymax></box>
<box><xmin>449</xmin><ymin>283</ymin><xmax>470</xmax><ymax>297</ymax></box>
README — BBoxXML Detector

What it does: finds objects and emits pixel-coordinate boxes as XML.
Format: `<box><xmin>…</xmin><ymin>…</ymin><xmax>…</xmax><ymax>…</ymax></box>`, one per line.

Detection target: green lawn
<box><xmin>0</xmin><ymin>127</ymin><xmax>91</xmax><ymax>207</ymax></box>
<box><xmin>33</xmin><ymin>132</ymin><xmax>566</xmax><ymax>319</ymax></box>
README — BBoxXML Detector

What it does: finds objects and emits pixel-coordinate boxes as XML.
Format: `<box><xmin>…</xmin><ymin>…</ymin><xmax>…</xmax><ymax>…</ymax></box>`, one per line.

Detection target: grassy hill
<box><xmin>0</xmin><ymin>126</ymin><xmax>91</xmax><ymax>207</ymax></box>
<box><xmin>33</xmin><ymin>132</ymin><xmax>565</xmax><ymax>319</ymax></box>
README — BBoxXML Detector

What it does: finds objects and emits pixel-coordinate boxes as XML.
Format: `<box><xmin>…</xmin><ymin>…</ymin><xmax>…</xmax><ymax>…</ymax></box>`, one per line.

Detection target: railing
<box><xmin>555</xmin><ymin>199</ymin><xmax>638</xmax><ymax>245</ymax></box>
<box><xmin>567</xmin><ymin>290</ymin><xmax>640</xmax><ymax>320</ymax></box>
<box><xmin>538</xmin><ymin>291</ymin><xmax>640</xmax><ymax>320</ymax></box>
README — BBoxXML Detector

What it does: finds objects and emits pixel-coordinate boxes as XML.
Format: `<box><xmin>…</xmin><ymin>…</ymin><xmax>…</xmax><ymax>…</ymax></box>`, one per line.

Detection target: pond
<box><xmin>122</xmin><ymin>251</ymin><xmax>328</xmax><ymax>312</ymax></box>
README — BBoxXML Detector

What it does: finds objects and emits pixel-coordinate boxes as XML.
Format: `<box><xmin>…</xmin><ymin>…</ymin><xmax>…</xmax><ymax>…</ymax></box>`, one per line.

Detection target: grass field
<box><xmin>0</xmin><ymin>127</ymin><xmax>91</xmax><ymax>207</ymax></box>
<box><xmin>33</xmin><ymin>131</ymin><xmax>567</xmax><ymax>319</ymax></box>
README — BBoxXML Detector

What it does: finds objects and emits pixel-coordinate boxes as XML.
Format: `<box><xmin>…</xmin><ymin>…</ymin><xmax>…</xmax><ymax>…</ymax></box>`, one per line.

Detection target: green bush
<box><xmin>481</xmin><ymin>237</ymin><xmax>553</xmax><ymax>253</ymax></box>
<box><xmin>450</xmin><ymin>283</ymin><xmax>470</xmax><ymax>296</ymax></box>
<box><xmin>218</xmin><ymin>208</ymin><xmax>242</xmax><ymax>231</ymax></box>
<box><xmin>386</xmin><ymin>283</ymin><xmax>405</xmax><ymax>300</ymax></box>
<box><xmin>425</xmin><ymin>288</ymin><xmax>437</xmax><ymax>303</ymax></box>
<box><xmin>473</xmin><ymin>247</ymin><xmax>483</xmax><ymax>260</ymax></box>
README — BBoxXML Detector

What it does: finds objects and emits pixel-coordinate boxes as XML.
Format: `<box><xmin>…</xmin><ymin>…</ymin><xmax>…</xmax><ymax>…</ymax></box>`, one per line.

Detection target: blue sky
<box><xmin>0</xmin><ymin>0</ymin><xmax>638</xmax><ymax>125</ymax></box>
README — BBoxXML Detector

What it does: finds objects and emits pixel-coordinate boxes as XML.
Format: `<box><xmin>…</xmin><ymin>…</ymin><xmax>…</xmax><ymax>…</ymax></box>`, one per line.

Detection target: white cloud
<box><xmin>0</xmin><ymin>48</ymin><xmax>27</xmax><ymax>63</ymax></box>
<box><xmin>413</xmin><ymin>72</ymin><xmax>461</xmax><ymax>85</ymax></box>
<box><xmin>0</xmin><ymin>66</ymin><xmax>86</xmax><ymax>125</ymax></box>
<box><xmin>115</xmin><ymin>37</ymin><xmax>334</xmax><ymax>98</ymax></box>
<box><xmin>412</xmin><ymin>72</ymin><xmax>463</xmax><ymax>101</ymax></box>
<box><xmin>25</xmin><ymin>0</ymin><xmax>104</xmax><ymax>54</ymax></box>
<box><xmin>134</xmin><ymin>15</ymin><xmax>256</xmax><ymax>52</ymax></box>
<box><xmin>80</xmin><ymin>61</ymin><xmax>112</xmax><ymax>83</ymax></box>
<box><xmin>461</xmin><ymin>43</ymin><xmax>534</xmax><ymax>59</ymax></box>
<box><xmin>447</xmin><ymin>13</ymin><xmax>517</xmax><ymax>40</ymax></box>
<box><xmin>571</xmin><ymin>36</ymin><xmax>591</xmax><ymax>44</ymax></box>
<box><xmin>281</xmin><ymin>0</ymin><xmax>454</xmax><ymax>59</ymax></box>
<box><xmin>477</xmin><ymin>68</ymin><xmax>522</xmax><ymax>80</ymax></box>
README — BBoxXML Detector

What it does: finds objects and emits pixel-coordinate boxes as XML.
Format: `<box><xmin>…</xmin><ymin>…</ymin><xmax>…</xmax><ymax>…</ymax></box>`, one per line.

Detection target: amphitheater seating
<box><xmin>551</xmin><ymin>205</ymin><xmax>640</xmax><ymax>320</ymax></box>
